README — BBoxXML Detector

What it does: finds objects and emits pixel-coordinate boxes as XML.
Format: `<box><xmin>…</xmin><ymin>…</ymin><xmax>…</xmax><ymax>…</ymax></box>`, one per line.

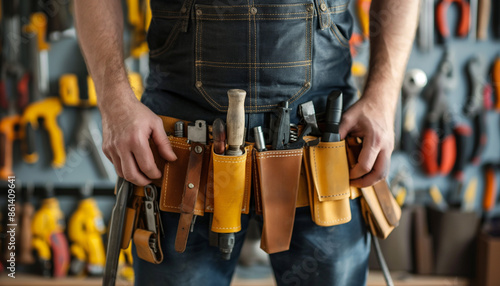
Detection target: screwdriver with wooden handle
<box><xmin>218</xmin><ymin>89</ymin><xmax>246</xmax><ymax>260</ymax></box>
<box><xmin>476</xmin><ymin>0</ymin><xmax>490</xmax><ymax>40</ymax></box>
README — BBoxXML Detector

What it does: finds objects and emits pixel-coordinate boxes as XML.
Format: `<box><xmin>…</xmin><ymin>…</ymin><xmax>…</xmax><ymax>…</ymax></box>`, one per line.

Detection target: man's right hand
<box><xmin>100</xmin><ymin>86</ymin><xmax>177</xmax><ymax>186</ymax></box>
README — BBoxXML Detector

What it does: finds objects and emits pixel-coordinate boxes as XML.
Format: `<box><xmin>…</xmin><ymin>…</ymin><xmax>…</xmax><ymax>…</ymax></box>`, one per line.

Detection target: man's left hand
<box><xmin>339</xmin><ymin>94</ymin><xmax>395</xmax><ymax>188</ymax></box>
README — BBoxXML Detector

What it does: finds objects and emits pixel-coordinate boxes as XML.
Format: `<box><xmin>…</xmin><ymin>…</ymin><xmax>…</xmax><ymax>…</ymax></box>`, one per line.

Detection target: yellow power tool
<box><xmin>68</xmin><ymin>187</ymin><xmax>106</xmax><ymax>276</ymax></box>
<box><xmin>31</xmin><ymin>190</ymin><xmax>70</xmax><ymax>277</ymax></box>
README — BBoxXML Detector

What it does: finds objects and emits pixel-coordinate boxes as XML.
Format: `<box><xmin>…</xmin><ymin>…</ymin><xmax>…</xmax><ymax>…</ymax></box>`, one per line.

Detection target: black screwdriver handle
<box><xmin>322</xmin><ymin>90</ymin><xmax>343</xmax><ymax>142</ymax></box>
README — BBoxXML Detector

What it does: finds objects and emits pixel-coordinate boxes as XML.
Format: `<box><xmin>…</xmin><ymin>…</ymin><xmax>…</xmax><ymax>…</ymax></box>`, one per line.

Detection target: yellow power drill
<box><xmin>21</xmin><ymin>12</ymin><xmax>66</xmax><ymax>168</ymax></box>
<box><xmin>31</xmin><ymin>187</ymin><xmax>70</xmax><ymax>277</ymax></box>
<box><xmin>68</xmin><ymin>184</ymin><xmax>106</xmax><ymax>276</ymax></box>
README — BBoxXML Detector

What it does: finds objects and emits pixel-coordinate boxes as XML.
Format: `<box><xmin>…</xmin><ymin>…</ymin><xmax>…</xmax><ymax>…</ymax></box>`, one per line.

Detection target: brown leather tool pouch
<box><xmin>255</xmin><ymin>148</ymin><xmax>303</xmax><ymax>254</ymax></box>
<box><xmin>345</xmin><ymin>137</ymin><xmax>401</xmax><ymax>239</ymax></box>
<box><xmin>133</xmin><ymin>228</ymin><xmax>164</xmax><ymax>264</ymax></box>
<box><xmin>159</xmin><ymin>136</ymin><xmax>207</xmax><ymax>216</ymax></box>
<box><xmin>303</xmin><ymin>138</ymin><xmax>352</xmax><ymax>226</ymax></box>
<box><xmin>210</xmin><ymin>146</ymin><xmax>252</xmax><ymax>233</ymax></box>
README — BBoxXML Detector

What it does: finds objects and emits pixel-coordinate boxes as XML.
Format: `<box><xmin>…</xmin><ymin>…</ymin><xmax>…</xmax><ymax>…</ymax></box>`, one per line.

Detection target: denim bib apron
<box><xmin>142</xmin><ymin>0</ymin><xmax>356</xmax><ymax>128</ymax></box>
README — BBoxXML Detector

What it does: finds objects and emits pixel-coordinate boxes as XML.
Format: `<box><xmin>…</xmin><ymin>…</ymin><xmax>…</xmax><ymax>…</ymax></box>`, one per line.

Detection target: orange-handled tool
<box><xmin>421</xmin><ymin>127</ymin><xmax>456</xmax><ymax>176</ymax></box>
<box><xmin>356</xmin><ymin>0</ymin><xmax>371</xmax><ymax>38</ymax></box>
<box><xmin>483</xmin><ymin>164</ymin><xmax>497</xmax><ymax>212</ymax></box>
<box><xmin>436</xmin><ymin>0</ymin><xmax>470</xmax><ymax>39</ymax></box>
<box><xmin>0</xmin><ymin>115</ymin><xmax>21</xmax><ymax>180</ymax></box>
<box><xmin>493</xmin><ymin>56</ymin><xmax>500</xmax><ymax>112</ymax></box>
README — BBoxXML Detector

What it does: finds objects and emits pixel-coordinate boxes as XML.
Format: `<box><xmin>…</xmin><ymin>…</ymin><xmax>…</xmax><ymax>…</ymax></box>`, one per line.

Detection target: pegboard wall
<box><xmin>3</xmin><ymin>1</ymin><xmax>500</xmax><ymax>219</ymax></box>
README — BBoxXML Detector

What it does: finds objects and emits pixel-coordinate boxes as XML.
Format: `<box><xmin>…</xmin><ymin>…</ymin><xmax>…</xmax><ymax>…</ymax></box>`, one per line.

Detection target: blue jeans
<box><xmin>136</xmin><ymin>0</ymin><xmax>370</xmax><ymax>285</ymax></box>
<box><xmin>133</xmin><ymin>199</ymin><xmax>370</xmax><ymax>286</ymax></box>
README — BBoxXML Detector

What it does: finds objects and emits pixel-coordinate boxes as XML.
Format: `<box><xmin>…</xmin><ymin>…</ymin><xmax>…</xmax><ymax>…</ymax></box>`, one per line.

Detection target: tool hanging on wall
<box><xmin>418</xmin><ymin>0</ymin><xmax>434</xmax><ymax>52</ymax></box>
<box><xmin>464</xmin><ymin>55</ymin><xmax>488</xmax><ymax>165</ymax></box>
<box><xmin>389</xmin><ymin>168</ymin><xmax>415</xmax><ymax>207</ymax></box>
<box><xmin>420</xmin><ymin>49</ymin><xmax>458</xmax><ymax>177</ymax></box>
<box><xmin>492</xmin><ymin>55</ymin><xmax>500</xmax><ymax>112</ymax></box>
<box><xmin>494</xmin><ymin>0</ymin><xmax>500</xmax><ymax>38</ymax></box>
<box><xmin>21</xmin><ymin>12</ymin><xmax>66</xmax><ymax>168</ymax></box>
<box><xmin>0</xmin><ymin>0</ymin><xmax>31</xmax><ymax>180</ymax></box>
<box><xmin>18</xmin><ymin>182</ymin><xmax>35</xmax><ymax>265</ymax></box>
<box><xmin>37</xmin><ymin>0</ymin><xmax>74</xmax><ymax>41</ymax></box>
<box><xmin>356</xmin><ymin>0</ymin><xmax>371</xmax><ymax>39</ymax></box>
<box><xmin>59</xmin><ymin>74</ymin><xmax>115</xmax><ymax>179</ymax></box>
<box><xmin>476</xmin><ymin>0</ymin><xmax>490</xmax><ymax>40</ymax></box>
<box><xmin>68</xmin><ymin>182</ymin><xmax>107</xmax><ymax>276</ymax></box>
<box><xmin>31</xmin><ymin>184</ymin><xmax>70</xmax><ymax>277</ymax></box>
<box><xmin>125</xmin><ymin>0</ymin><xmax>151</xmax><ymax>82</ymax></box>
<box><xmin>436</xmin><ymin>0</ymin><xmax>470</xmax><ymax>41</ymax></box>
<box><xmin>401</xmin><ymin>69</ymin><xmax>427</xmax><ymax>153</ymax></box>
<box><xmin>483</xmin><ymin>164</ymin><xmax>498</xmax><ymax>214</ymax></box>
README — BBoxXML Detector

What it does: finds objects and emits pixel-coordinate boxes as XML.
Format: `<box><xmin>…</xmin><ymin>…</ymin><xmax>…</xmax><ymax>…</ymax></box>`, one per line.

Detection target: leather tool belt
<box><xmin>132</xmin><ymin>115</ymin><xmax>401</xmax><ymax>258</ymax></box>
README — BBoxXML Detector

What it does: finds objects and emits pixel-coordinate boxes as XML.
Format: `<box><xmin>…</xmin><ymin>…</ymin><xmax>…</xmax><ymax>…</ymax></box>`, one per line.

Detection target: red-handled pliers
<box><xmin>420</xmin><ymin>49</ymin><xmax>463</xmax><ymax>177</ymax></box>
<box><xmin>436</xmin><ymin>0</ymin><xmax>470</xmax><ymax>39</ymax></box>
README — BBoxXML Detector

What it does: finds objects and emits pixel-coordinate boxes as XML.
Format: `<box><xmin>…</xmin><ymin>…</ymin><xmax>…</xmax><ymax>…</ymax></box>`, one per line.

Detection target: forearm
<box><xmin>363</xmin><ymin>0</ymin><xmax>419</xmax><ymax>116</ymax></box>
<box><xmin>74</xmin><ymin>0</ymin><xmax>133</xmax><ymax>107</ymax></box>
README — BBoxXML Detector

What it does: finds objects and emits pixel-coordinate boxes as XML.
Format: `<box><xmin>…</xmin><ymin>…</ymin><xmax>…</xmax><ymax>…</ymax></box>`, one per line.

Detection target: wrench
<box><xmin>401</xmin><ymin>69</ymin><xmax>427</xmax><ymax>153</ymax></box>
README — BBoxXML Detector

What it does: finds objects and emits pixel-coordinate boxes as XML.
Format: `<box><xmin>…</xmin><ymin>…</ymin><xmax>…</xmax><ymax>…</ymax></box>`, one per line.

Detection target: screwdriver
<box><xmin>493</xmin><ymin>56</ymin><xmax>500</xmax><ymax>112</ymax></box>
<box><xmin>483</xmin><ymin>164</ymin><xmax>497</xmax><ymax>213</ymax></box>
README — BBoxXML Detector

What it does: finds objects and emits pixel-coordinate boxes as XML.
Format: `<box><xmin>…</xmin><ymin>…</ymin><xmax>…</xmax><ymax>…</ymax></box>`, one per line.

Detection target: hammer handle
<box><xmin>226</xmin><ymin>89</ymin><xmax>246</xmax><ymax>155</ymax></box>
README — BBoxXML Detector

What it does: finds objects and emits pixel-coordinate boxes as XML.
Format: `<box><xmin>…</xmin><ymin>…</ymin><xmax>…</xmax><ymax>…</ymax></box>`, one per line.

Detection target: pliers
<box><xmin>464</xmin><ymin>55</ymin><xmax>488</xmax><ymax>165</ymax></box>
<box><xmin>420</xmin><ymin>49</ymin><xmax>458</xmax><ymax>176</ymax></box>
<box><xmin>436</xmin><ymin>0</ymin><xmax>470</xmax><ymax>40</ymax></box>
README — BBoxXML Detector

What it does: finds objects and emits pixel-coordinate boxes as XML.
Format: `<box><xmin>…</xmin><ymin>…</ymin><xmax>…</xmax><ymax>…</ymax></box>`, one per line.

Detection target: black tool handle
<box><xmin>322</xmin><ymin>90</ymin><xmax>343</xmax><ymax>142</ymax></box>
<box><xmin>271</xmin><ymin>101</ymin><xmax>291</xmax><ymax>150</ymax></box>
<box><xmin>471</xmin><ymin>113</ymin><xmax>486</xmax><ymax>165</ymax></box>
<box><xmin>452</xmin><ymin>124</ymin><xmax>472</xmax><ymax>182</ymax></box>
<box><xmin>24</xmin><ymin>122</ymin><xmax>38</xmax><ymax>161</ymax></box>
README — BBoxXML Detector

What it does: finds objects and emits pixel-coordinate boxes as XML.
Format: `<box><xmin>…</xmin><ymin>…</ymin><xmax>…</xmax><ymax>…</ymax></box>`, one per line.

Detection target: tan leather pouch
<box><xmin>205</xmin><ymin>145</ymin><xmax>252</xmax><ymax>214</ymax></box>
<box><xmin>210</xmin><ymin>146</ymin><xmax>251</xmax><ymax>233</ymax></box>
<box><xmin>133</xmin><ymin>228</ymin><xmax>163</xmax><ymax>264</ymax></box>
<box><xmin>159</xmin><ymin>136</ymin><xmax>206</xmax><ymax>216</ymax></box>
<box><xmin>255</xmin><ymin>148</ymin><xmax>303</xmax><ymax>254</ymax></box>
<box><xmin>303</xmin><ymin>139</ymin><xmax>352</xmax><ymax>226</ymax></box>
<box><xmin>345</xmin><ymin>137</ymin><xmax>401</xmax><ymax>239</ymax></box>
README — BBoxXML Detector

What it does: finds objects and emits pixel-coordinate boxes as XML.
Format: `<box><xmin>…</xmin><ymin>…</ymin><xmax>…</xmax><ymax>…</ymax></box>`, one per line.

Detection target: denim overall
<box><xmin>137</xmin><ymin>0</ymin><xmax>370</xmax><ymax>285</ymax></box>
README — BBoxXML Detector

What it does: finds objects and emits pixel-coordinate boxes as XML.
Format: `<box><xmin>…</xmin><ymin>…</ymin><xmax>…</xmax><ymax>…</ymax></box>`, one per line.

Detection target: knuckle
<box><xmin>142</xmin><ymin>163</ymin><xmax>157</xmax><ymax>175</ymax></box>
<box><xmin>359</xmin><ymin>163</ymin><xmax>371</xmax><ymax>174</ymax></box>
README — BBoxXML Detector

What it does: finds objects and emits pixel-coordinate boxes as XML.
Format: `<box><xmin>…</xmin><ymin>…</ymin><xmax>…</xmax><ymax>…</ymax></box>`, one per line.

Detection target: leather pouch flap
<box><xmin>303</xmin><ymin>140</ymin><xmax>351</xmax><ymax>227</ymax></box>
<box><xmin>309</xmin><ymin>140</ymin><xmax>350</xmax><ymax>202</ymax></box>
<box><xmin>160</xmin><ymin>136</ymin><xmax>206</xmax><ymax>216</ymax></box>
<box><xmin>133</xmin><ymin>229</ymin><xmax>163</xmax><ymax>264</ymax></box>
<box><xmin>360</xmin><ymin>185</ymin><xmax>401</xmax><ymax>239</ymax></box>
<box><xmin>211</xmin><ymin>148</ymin><xmax>248</xmax><ymax>233</ymax></box>
<box><xmin>256</xmin><ymin>149</ymin><xmax>303</xmax><ymax>254</ymax></box>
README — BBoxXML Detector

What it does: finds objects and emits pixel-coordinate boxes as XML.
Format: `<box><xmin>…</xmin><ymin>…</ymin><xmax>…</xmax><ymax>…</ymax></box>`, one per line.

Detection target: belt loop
<box><xmin>180</xmin><ymin>0</ymin><xmax>195</xmax><ymax>33</ymax></box>
<box><xmin>314</xmin><ymin>0</ymin><xmax>332</xmax><ymax>30</ymax></box>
